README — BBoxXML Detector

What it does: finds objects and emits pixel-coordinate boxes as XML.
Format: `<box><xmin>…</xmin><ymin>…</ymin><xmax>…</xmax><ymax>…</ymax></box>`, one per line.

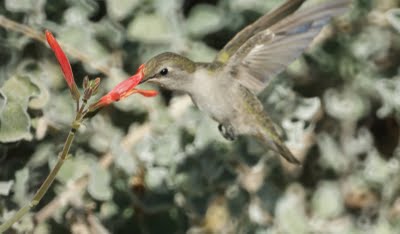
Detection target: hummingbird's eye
<box><xmin>159</xmin><ymin>68</ymin><xmax>168</xmax><ymax>76</ymax></box>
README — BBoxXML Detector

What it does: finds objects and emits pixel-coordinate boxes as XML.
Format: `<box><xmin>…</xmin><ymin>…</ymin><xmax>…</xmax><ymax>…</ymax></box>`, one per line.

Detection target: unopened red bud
<box><xmin>45</xmin><ymin>30</ymin><xmax>80</xmax><ymax>101</ymax></box>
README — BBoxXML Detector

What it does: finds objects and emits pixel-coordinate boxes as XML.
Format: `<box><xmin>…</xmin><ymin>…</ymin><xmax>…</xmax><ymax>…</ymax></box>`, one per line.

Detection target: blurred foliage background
<box><xmin>1</xmin><ymin>0</ymin><xmax>400</xmax><ymax>233</ymax></box>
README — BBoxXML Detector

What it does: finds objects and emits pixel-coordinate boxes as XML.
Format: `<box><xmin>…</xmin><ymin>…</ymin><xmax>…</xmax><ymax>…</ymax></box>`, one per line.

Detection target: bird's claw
<box><xmin>218</xmin><ymin>123</ymin><xmax>236</xmax><ymax>141</ymax></box>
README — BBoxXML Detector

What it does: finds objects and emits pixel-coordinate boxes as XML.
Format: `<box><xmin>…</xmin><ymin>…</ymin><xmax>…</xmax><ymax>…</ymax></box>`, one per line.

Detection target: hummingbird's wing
<box><xmin>223</xmin><ymin>0</ymin><xmax>349</xmax><ymax>94</ymax></box>
<box><xmin>214</xmin><ymin>0</ymin><xmax>306</xmax><ymax>64</ymax></box>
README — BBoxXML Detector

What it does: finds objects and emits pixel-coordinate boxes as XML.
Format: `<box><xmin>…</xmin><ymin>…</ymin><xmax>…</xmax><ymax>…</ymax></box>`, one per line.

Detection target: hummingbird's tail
<box><xmin>256</xmin><ymin>115</ymin><xmax>301</xmax><ymax>165</ymax></box>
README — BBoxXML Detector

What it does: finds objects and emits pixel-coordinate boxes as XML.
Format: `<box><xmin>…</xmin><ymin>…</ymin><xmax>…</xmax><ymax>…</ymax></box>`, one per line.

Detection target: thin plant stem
<box><xmin>0</xmin><ymin>114</ymin><xmax>82</xmax><ymax>233</ymax></box>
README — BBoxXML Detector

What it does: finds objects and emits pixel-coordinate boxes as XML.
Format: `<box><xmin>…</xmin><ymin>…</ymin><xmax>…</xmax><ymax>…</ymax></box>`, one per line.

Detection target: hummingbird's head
<box><xmin>139</xmin><ymin>52</ymin><xmax>196</xmax><ymax>91</ymax></box>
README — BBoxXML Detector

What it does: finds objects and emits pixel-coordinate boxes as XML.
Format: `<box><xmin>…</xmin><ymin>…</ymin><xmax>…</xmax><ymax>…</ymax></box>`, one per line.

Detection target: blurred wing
<box><xmin>225</xmin><ymin>0</ymin><xmax>349</xmax><ymax>94</ymax></box>
<box><xmin>214</xmin><ymin>0</ymin><xmax>306</xmax><ymax>64</ymax></box>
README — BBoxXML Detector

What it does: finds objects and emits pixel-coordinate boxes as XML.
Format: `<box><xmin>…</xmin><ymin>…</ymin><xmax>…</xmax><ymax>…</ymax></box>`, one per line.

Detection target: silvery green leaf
<box><xmin>16</xmin><ymin>60</ymin><xmax>50</xmax><ymax>110</ymax></box>
<box><xmin>324</xmin><ymin>88</ymin><xmax>368</xmax><ymax>122</ymax></box>
<box><xmin>309</xmin><ymin>216</ymin><xmax>356</xmax><ymax>234</ymax></box>
<box><xmin>134</xmin><ymin>136</ymin><xmax>156</xmax><ymax>164</ymax></box>
<box><xmin>40</xmin><ymin>59</ymin><xmax>67</xmax><ymax>89</ymax></box>
<box><xmin>186</xmin><ymin>4</ymin><xmax>224</xmax><ymax>37</ymax></box>
<box><xmin>44</xmin><ymin>92</ymin><xmax>75</xmax><ymax>126</ymax></box>
<box><xmin>49</xmin><ymin>154</ymin><xmax>94</xmax><ymax>184</ymax></box>
<box><xmin>263</xmin><ymin>82</ymin><xmax>297</xmax><ymax>120</ymax></box>
<box><xmin>193</xmin><ymin>115</ymin><xmax>226</xmax><ymax>148</ymax></box>
<box><xmin>286</xmin><ymin>58</ymin><xmax>308</xmax><ymax>76</ymax></box>
<box><xmin>114</xmin><ymin>146</ymin><xmax>137</xmax><ymax>175</ymax></box>
<box><xmin>363</xmin><ymin>150</ymin><xmax>392</xmax><ymax>185</ymax></box>
<box><xmin>374</xmin><ymin>77</ymin><xmax>400</xmax><ymax>118</ymax></box>
<box><xmin>342</xmin><ymin>127</ymin><xmax>374</xmax><ymax>158</ymax></box>
<box><xmin>106</xmin><ymin>0</ymin><xmax>140</xmax><ymax>20</ymax></box>
<box><xmin>28</xmin><ymin>143</ymin><xmax>55</xmax><ymax>168</ymax></box>
<box><xmin>0</xmin><ymin>91</ymin><xmax>5</xmax><ymax>117</ymax></box>
<box><xmin>275</xmin><ymin>184</ymin><xmax>309</xmax><ymax>234</ymax></box>
<box><xmin>145</xmin><ymin>167</ymin><xmax>168</xmax><ymax>190</ymax></box>
<box><xmin>58</xmin><ymin>26</ymin><xmax>110</xmax><ymax>74</ymax></box>
<box><xmin>386</xmin><ymin>9</ymin><xmax>400</xmax><ymax>33</ymax></box>
<box><xmin>5</xmin><ymin>0</ymin><xmax>45</xmax><ymax>12</ymax></box>
<box><xmin>351</xmin><ymin>26</ymin><xmax>391</xmax><ymax>60</ymax></box>
<box><xmin>311</xmin><ymin>181</ymin><xmax>344</xmax><ymax>218</ymax></box>
<box><xmin>137</xmin><ymin>44</ymin><xmax>172</xmax><ymax>62</ymax></box>
<box><xmin>293</xmin><ymin>97</ymin><xmax>321</xmax><ymax>121</ymax></box>
<box><xmin>248</xmin><ymin>197</ymin><xmax>272</xmax><ymax>225</ymax></box>
<box><xmin>127</xmin><ymin>14</ymin><xmax>172</xmax><ymax>43</ymax></box>
<box><xmin>11</xmin><ymin>212</ymin><xmax>35</xmax><ymax>233</ymax></box>
<box><xmin>93</xmin><ymin>19</ymin><xmax>125</xmax><ymax>47</ymax></box>
<box><xmin>153</xmin><ymin>0</ymin><xmax>180</xmax><ymax>16</ymax></box>
<box><xmin>254</xmin><ymin>229</ymin><xmax>269</xmax><ymax>234</ymax></box>
<box><xmin>88</xmin><ymin>165</ymin><xmax>113</xmax><ymax>201</ymax></box>
<box><xmin>100</xmin><ymin>201</ymin><xmax>119</xmax><ymax>219</ymax></box>
<box><xmin>0</xmin><ymin>181</ymin><xmax>14</xmax><ymax>196</ymax></box>
<box><xmin>87</xmin><ymin>115</ymin><xmax>124</xmax><ymax>153</ymax></box>
<box><xmin>317</xmin><ymin>133</ymin><xmax>349</xmax><ymax>173</ymax></box>
<box><xmin>185</xmin><ymin>41</ymin><xmax>218</xmax><ymax>62</ymax></box>
<box><xmin>0</xmin><ymin>75</ymin><xmax>40</xmax><ymax>142</ymax></box>
<box><xmin>380</xmin><ymin>158</ymin><xmax>400</xmax><ymax>200</ymax></box>
<box><xmin>12</xmin><ymin>168</ymin><xmax>29</xmax><ymax>206</ymax></box>
<box><xmin>282</xmin><ymin>97</ymin><xmax>320</xmax><ymax>149</ymax></box>
<box><xmin>228</xmin><ymin>0</ymin><xmax>281</xmax><ymax>13</ymax></box>
<box><xmin>372</xmin><ymin>218</ymin><xmax>397</xmax><ymax>234</ymax></box>
<box><xmin>64</xmin><ymin>6</ymin><xmax>92</xmax><ymax>25</ymax></box>
<box><xmin>152</xmin><ymin>127</ymin><xmax>182</xmax><ymax>166</ymax></box>
<box><xmin>33</xmin><ymin>222</ymin><xmax>50</xmax><ymax>234</ymax></box>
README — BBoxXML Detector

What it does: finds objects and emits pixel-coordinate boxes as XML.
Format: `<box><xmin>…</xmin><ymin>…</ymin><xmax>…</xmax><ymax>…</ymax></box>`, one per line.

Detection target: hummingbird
<box><xmin>136</xmin><ymin>0</ymin><xmax>349</xmax><ymax>164</ymax></box>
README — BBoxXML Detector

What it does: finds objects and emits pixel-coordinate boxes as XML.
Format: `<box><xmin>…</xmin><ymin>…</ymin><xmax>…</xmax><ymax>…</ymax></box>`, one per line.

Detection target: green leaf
<box><xmin>275</xmin><ymin>185</ymin><xmax>309</xmax><ymax>234</ymax></box>
<box><xmin>311</xmin><ymin>181</ymin><xmax>344</xmax><ymax>218</ymax></box>
<box><xmin>186</xmin><ymin>4</ymin><xmax>223</xmax><ymax>36</ymax></box>
<box><xmin>186</xmin><ymin>4</ymin><xmax>224</xmax><ymax>37</ymax></box>
<box><xmin>88</xmin><ymin>165</ymin><xmax>113</xmax><ymax>201</ymax></box>
<box><xmin>229</xmin><ymin>0</ymin><xmax>281</xmax><ymax>13</ymax></box>
<box><xmin>12</xmin><ymin>168</ymin><xmax>29</xmax><ymax>206</ymax></box>
<box><xmin>5</xmin><ymin>0</ymin><xmax>45</xmax><ymax>12</ymax></box>
<box><xmin>127</xmin><ymin>14</ymin><xmax>172</xmax><ymax>43</ymax></box>
<box><xmin>106</xmin><ymin>0</ymin><xmax>140</xmax><ymax>21</ymax></box>
<box><xmin>51</xmin><ymin>157</ymin><xmax>90</xmax><ymax>184</ymax></box>
<box><xmin>0</xmin><ymin>75</ymin><xmax>40</xmax><ymax>142</ymax></box>
<box><xmin>0</xmin><ymin>91</ymin><xmax>5</xmax><ymax>114</ymax></box>
<box><xmin>387</xmin><ymin>9</ymin><xmax>400</xmax><ymax>33</ymax></box>
<box><xmin>185</xmin><ymin>41</ymin><xmax>218</xmax><ymax>62</ymax></box>
<box><xmin>16</xmin><ymin>60</ymin><xmax>51</xmax><ymax>110</ymax></box>
<box><xmin>0</xmin><ymin>181</ymin><xmax>14</xmax><ymax>196</ymax></box>
<box><xmin>58</xmin><ymin>26</ymin><xmax>110</xmax><ymax>74</ymax></box>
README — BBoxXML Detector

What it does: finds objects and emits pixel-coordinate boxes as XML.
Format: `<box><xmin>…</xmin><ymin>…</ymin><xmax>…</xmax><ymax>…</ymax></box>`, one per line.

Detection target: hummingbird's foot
<box><xmin>218</xmin><ymin>123</ymin><xmax>236</xmax><ymax>141</ymax></box>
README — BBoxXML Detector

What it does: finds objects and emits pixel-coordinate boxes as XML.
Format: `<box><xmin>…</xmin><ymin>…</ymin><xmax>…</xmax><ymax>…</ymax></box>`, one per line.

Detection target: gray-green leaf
<box><xmin>0</xmin><ymin>75</ymin><xmax>40</xmax><ymax>142</ymax></box>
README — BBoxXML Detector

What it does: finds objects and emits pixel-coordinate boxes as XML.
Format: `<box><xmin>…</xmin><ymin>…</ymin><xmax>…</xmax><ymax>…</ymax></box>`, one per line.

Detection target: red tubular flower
<box><xmin>89</xmin><ymin>64</ymin><xmax>158</xmax><ymax>112</ymax></box>
<box><xmin>45</xmin><ymin>30</ymin><xmax>80</xmax><ymax>101</ymax></box>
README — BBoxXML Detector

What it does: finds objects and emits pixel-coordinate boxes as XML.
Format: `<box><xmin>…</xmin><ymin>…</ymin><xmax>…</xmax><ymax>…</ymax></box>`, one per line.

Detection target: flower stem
<box><xmin>0</xmin><ymin>118</ymin><xmax>80</xmax><ymax>233</ymax></box>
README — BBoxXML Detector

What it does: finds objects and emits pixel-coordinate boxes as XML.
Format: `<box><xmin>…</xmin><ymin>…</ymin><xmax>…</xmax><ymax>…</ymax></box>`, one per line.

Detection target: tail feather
<box><xmin>271</xmin><ymin>137</ymin><xmax>301</xmax><ymax>165</ymax></box>
<box><xmin>256</xmin><ymin>114</ymin><xmax>301</xmax><ymax>165</ymax></box>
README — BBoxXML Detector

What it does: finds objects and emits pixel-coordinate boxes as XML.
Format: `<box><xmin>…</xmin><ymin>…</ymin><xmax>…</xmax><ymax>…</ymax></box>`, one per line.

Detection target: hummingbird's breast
<box><xmin>188</xmin><ymin>68</ymin><xmax>247</xmax><ymax>125</ymax></box>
